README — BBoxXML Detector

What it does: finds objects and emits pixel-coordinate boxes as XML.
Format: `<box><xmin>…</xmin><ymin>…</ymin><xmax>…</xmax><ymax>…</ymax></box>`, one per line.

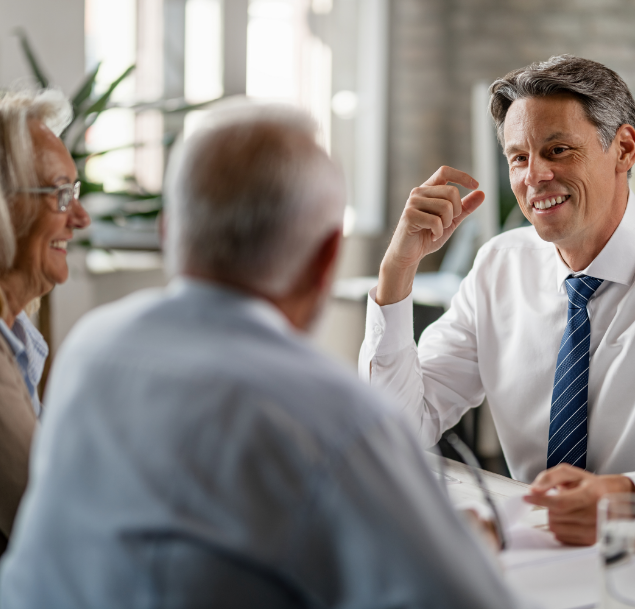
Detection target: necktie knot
<box><xmin>565</xmin><ymin>275</ymin><xmax>603</xmax><ymax>309</ymax></box>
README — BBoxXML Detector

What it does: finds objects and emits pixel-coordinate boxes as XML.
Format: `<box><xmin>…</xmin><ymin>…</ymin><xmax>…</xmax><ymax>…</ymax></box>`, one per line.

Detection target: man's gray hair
<box><xmin>164</xmin><ymin>98</ymin><xmax>345</xmax><ymax>296</ymax></box>
<box><xmin>0</xmin><ymin>89</ymin><xmax>72</xmax><ymax>317</ymax></box>
<box><xmin>489</xmin><ymin>55</ymin><xmax>635</xmax><ymax>155</ymax></box>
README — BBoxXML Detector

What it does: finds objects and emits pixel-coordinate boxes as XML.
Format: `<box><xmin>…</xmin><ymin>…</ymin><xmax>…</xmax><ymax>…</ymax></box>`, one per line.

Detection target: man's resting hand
<box><xmin>524</xmin><ymin>464</ymin><xmax>635</xmax><ymax>546</ymax></box>
<box><xmin>376</xmin><ymin>166</ymin><xmax>484</xmax><ymax>306</ymax></box>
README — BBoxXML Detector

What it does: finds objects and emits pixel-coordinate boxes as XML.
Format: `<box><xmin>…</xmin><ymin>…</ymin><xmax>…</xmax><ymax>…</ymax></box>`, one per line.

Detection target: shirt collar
<box><xmin>0</xmin><ymin>316</ymin><xmax>25</xmax><ymax>358</ymax></box>
<box><xmin>12</xmin><ymin>311</ymin><xmax>48</xmax><ymax>388</ymax></box>
<box><xmin>555</xmin><ymin>190</ymin><xmax>635</xmax><ymax>292</ymax></box>
<box><xmin>0</xmin><ymin>312</ymin><xmax>47</xmax><ymax>417</ymax></box>
<box><xmin>170</xmin><ymin>276</ymin><xmax>295</xmax><ymax>336</ymax></box>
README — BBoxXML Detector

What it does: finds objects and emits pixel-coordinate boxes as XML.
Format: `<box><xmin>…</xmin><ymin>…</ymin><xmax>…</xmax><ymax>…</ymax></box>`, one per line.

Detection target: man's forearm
<box><xmin>376</xmin><ymin>261</ymin><xmax>418</xmax><ymax>306</ymax></box>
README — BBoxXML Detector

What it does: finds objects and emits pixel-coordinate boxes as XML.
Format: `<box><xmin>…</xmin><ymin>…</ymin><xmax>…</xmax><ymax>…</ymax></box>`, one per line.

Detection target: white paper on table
<box><xmin>495</xmin><ymin>495</ymin><xmax>600</xmax><ymax>608</ymax></box>
<box><xmin>454</xmin><ymin>493</ymin><xmax>552</xmax><ymax>543</ymax></box>
<box><xmin>500</xmin><ymin>546</ymin><xmax>599</xmax><ymax>609</ymax></box>
<box><xmin>432</xmin><ymin>470</ymin><xmax>461</xmax><ymax>485</ymax></box>
<box><xmin>497</xmin><ymin>495</ymin><xmax>559</xmax><ymax>550</ymax></box>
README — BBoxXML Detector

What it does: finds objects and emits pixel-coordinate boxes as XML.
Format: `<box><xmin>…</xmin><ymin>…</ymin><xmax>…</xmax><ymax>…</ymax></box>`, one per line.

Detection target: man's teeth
<box><xmin>51</xmin><ymin>240</ymin><xmax>67</xmax><ymax>250</ymax></box>
<box><xmin>534</xmin><ymin>196</ymin><xmax>567</xmax><ymax>210</ymax></box>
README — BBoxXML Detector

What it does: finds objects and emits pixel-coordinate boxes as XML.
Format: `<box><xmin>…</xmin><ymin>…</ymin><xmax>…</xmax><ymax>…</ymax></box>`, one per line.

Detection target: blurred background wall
<box><xmin>388</xmin><ymin>0</ymin><xmax>635</xmax><ymax>233</ymax></box>
<box><xmin>5</xmin><ymin>0</ymin><xmax>635</xmax><ymax>470</ymax></box>
<box><xmin>0</xmin><ymin>0</ymin><xmax>84</xmax><ymax>93</ymax></box>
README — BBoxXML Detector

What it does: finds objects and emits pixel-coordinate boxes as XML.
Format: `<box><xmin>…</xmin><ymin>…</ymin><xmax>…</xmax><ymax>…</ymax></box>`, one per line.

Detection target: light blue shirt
<box><xmin>0</xmin><ymin>278</ymin><xmax>521</xmax><ymax>608</ymax></box>
<box><xmin>0</xmin><ymin>311</ymin><xmax>48</xmax><ymax>417</ymax></box>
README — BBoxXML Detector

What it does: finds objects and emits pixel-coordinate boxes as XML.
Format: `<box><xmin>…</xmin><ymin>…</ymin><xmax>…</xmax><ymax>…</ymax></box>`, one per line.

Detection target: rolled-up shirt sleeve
<box><xmin>359</xmin><ymin>266</ymin><xmax>486</xmax><ymax>449</ymax></box>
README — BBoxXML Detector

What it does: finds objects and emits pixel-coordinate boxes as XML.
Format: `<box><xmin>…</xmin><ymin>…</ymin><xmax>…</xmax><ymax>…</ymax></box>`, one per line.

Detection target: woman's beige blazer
<box><xmin>0</xmin><ymin>332</ymin><xmax>37</xmax><ymax>538</ymax></box>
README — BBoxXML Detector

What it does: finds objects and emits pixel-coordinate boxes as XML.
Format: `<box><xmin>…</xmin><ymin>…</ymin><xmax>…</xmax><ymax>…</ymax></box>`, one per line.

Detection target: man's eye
<box><xmin>552</xmin><ymin>147</ymin><xmax>567</xmax><ymax>155</ymax></box>
<box><xmin>512</xmin><ymin>155</ymin><xmax>527</xmax><ymax>163</ymax></box>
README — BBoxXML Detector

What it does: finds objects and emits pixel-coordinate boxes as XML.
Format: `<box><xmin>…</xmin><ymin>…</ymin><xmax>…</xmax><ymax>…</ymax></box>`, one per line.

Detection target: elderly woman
<box><xmin>0</xmin><ymin>90</ymin><xmax>89</xmax><ymax>546</ymax></box>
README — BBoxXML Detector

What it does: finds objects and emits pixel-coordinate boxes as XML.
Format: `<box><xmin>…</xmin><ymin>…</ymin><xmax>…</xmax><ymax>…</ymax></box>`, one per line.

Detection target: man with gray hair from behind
<box><xmin>0</xmin><ymin>99</ymin><xmax>524</xmax><ymax>608</ymax></box>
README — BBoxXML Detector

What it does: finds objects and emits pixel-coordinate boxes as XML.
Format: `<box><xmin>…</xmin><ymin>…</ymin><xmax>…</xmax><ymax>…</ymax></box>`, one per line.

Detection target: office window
<box><xmin>84</xmin><ymin>0</ymin><xmax>137</xmax><ymax>192</ymax></box>
<box><xmin>183</xmin><ymin>0</ymin><xmax>223</xmax><ymax>137</ymax></box>
<box><xmin>247</xmin><ymin>0</ymin><xmax>331</xmax><ymax>151</ymax></box>
<box><xmin>185</xmin><ymin>0</ymin><xmax>223</xmax><ymax>102</ymax></box>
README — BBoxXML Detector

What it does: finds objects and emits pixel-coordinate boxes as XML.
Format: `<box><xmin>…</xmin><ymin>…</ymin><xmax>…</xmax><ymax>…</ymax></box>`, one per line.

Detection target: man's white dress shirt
<box><xmin>360</xmin><ymin>193</ymin><xmax>635</xmax><ymax>484</ymax></box>
<box><xmin>0</xmin><ymin>278</ymin><xmax>522</xmax><ymax>608</ymax></box>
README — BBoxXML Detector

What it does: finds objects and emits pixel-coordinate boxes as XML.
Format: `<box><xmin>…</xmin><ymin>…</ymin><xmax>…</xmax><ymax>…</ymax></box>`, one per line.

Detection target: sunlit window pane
<box><xmin>247</xmin><ymin>0</ymin><xmax>297</xmax><ymax>101</ymax></box>
<box><xmin>85</xmin><ymin>109</ymin><xmax>136</xmax><ymax>192</ymax></box>
<box><xmin>185</xmin><ymin>0</ymin><xmax>223</xmax><ymax>102</ymax></box>
<box><xmin>85</xmin><ymin>0</ymin><xmax>136</xmax><ymax>99</ymax></box>
<box><xmin>85</xmin><ymin>0</ymin><xmax>136</xmax><ymax>191</ymax></box>
<box><xmin>247</xmin><ymin>0</ymin><xmax>331</xmax><ymax>151</ymax></box>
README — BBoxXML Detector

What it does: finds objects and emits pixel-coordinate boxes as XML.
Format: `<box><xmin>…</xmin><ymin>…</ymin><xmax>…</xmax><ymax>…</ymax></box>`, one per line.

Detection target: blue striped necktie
<box><xmin>547</xmin><ymin>275</ymin><xmax>603</xmax><ymax>470</ymax></box>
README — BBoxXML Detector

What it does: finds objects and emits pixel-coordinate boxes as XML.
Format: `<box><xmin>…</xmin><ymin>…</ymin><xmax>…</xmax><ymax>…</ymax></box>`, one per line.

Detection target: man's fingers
<box><xmin>548</xmin><ymin>521</ymin><xmax>597</xmax><ymax>546</ymax></box>
<box><xmin>452</xmin><ymin>190</ymin><xmax>485</xmax><ymax>227</ymax></box>
<box><xmin>530</xmin><ymin>464</ymin><xmax>588</xmax><ymax>494</ymax></box>
<box><xmin>524</xmin><ymin>487</ymin><xmax>591</xmax><ymax>513</ymax></box>
<box><xmin>402</xmin><ymin>207</ymin><xmax>445</xmax><ymax>240</ymax></box>
<box><xmin>549</xmin><ymin>507</ymin><xmax>596</xmax><ymax>528</ymax></box>
<box><xmin>423</xmin><ymin>165</ymin><xmax>479</xmax><ymax>191</ymax></box>
<box><xmin>409</xmin><ymin>184</ymin><xmax>463</xmax><ymax>218</ymax></box>
<box><xmin>461</xmin><ymin>190</ymin><xmax>486</xmax><ymax>215</ymax></box>
<box><xmin>407</xmin><ymin>197</ymin><xmax>454</xmax><ymax>229</ymax></box>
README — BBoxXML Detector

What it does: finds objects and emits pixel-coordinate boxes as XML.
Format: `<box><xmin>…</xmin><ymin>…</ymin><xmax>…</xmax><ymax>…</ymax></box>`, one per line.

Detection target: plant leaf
<box><xmin>79</xmin><ymin>180</ymin><xmax>104</xmax><ymax>195</ymax></box>
<box><xmin>162</xmin><ymin>99</ymin><xmax>217</xmax><ymax>114</ymax></box>
<box><xmin>110</xmin><ymin>97</ymin><xmax>218</xmax><ymax>114</ymax></box>
<box><xmin>14</xmin><ymin>28</ymin><xmax>49</xmax><ymax>88</ymax></box>
<box><xmin>71</xmin><ymin>142</ymin><xmax>142</xmax><ymax>160</ymax></box>
<box><xmin>84</xmin><ymin>64</ymin><xmax>135</xmax><ymax>115</ymax></box>
<box><xmin>70</xmin><ymin>64</ymin><xmax>136</xmax><ymax>151</ymax></box>
<box><xmin>59</xmin><ymin>63</ymin><xmax>103</xmax><ymax>141</ymax></box>
<box><xmin>71</xmin><ymin>62</ymin><xmax>101</xmax><ymax>114</ymax></box>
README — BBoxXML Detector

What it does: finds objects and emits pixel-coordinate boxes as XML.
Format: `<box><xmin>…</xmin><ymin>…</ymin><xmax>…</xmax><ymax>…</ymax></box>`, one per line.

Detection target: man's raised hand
<box><xmin>376</xmin><ymin>166</ymin><xmax>485</xmax><ymax>306</ymax></box>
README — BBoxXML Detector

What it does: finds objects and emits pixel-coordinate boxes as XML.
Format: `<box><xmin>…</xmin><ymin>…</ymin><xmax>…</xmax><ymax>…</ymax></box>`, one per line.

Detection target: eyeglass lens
<box><xmin>58</xmin><ymin>182</ymin><xmax>81</xmax><ymax>212</ymax></box>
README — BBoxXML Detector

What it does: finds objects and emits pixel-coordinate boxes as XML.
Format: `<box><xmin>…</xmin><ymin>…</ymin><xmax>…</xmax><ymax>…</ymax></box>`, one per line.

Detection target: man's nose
<box><xmin>525</xmin><ymin>156</ymin><xmax>554</xmax><ymax>187</ymax></box>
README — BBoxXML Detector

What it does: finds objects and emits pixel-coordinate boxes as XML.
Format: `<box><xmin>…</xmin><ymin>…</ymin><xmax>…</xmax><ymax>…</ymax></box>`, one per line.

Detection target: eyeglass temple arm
<box><xmin>443</xmin><ymin>431</ymin><xmax>507</xmax><ymax>550</ymax></box>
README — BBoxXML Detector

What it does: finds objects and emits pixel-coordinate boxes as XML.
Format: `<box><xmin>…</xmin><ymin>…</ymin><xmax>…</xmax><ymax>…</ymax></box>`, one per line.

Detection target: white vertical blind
<box><xmin>246</xmin><ymin>0</ymin><xmax>331</xmax><ymax>150</ymax></box>
<box><xmin>136</xmin><ymin>0</ymin><xmax>164</xmax><ymax>192</ymax></box>
<box><xmin>471</xmin><ymin>80</ymin><xmax>500</xmax><ymax>245</ymax></box>
<box><xmin>352</xmin><ymin>0</ymin><xmax>388</xmax><ymax>235</ymax></box>
<box><xmin>84</xmin><ymin>0</ymin><xmax>137</xmax><ymax>192</ymax></box>
<box><xmin>185</xmin><ymin>0</ymin><xmax>223</xmax><ymax>102</ymax></box>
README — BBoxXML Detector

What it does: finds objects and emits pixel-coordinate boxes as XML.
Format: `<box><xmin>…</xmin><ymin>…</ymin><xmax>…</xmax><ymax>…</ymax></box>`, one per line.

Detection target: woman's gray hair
<box><xmin>0</xmin><ymin>88</ymin><xmax>72</xmax><ymax>317</ymax></box>
<box><xmin>489</xmin><ymin>55</ymin><xmax>635</xmax><ymax>155</ymax></box>
<box><xmin>164</xmin><ymin>98</ymin><xmax>345</xmax><ymax>296</ymax></box>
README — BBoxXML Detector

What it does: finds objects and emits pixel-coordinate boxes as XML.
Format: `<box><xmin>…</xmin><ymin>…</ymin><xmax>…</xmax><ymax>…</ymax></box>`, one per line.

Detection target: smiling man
<box><xmin>360</xmin><ymin>55</ymin><xmax>635</xmax><ymax>545</ymax></box>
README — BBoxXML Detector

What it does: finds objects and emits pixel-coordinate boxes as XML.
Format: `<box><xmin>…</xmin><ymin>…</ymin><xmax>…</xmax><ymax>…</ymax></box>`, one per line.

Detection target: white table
<box><xmin>426</xmin><ymin>454</ymin><xmax>600</xmax><ymax>609</ymax></box>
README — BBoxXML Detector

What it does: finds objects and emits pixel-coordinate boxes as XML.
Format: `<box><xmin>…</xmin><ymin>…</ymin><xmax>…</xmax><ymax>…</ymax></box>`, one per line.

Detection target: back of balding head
<box><xmin>165</xmin><ymin>99</ymin><xmax>345</xmax><ymax>296</ymax></box>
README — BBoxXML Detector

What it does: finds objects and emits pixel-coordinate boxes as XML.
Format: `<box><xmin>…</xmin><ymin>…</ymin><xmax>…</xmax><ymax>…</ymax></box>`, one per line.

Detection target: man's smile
<box><xmin>531</xmin><ymin>194</ymin><xmax>571</xmax><ymax>210</ymax></box>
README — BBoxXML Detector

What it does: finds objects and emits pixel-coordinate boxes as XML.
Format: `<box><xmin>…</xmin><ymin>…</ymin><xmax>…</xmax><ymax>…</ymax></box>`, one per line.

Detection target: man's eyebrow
<box><xmin>544</xmin><ymin>131</ymin><xmax>576</xmax><ymax>143</ymax></box>
<box><xmin>504</xmin><ymin>144</ymin><xmax>523</xmax><ymax>156</ymax></box>
<box><xmin>504</xmin><ymin>132</ymin><xmax>578</xmax><ymax>155</ymax></box>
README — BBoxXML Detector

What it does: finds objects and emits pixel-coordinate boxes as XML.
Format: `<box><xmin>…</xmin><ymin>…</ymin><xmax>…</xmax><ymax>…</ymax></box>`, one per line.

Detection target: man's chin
<box><xmin>531</xmin><ymin>220</ymin><xmax>573</xmax><ymax>245</ymax></box>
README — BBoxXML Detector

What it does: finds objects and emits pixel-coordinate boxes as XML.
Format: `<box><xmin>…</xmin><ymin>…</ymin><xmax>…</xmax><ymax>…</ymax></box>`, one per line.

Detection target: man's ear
<box><xmin>270</xmin><ymin>228</ymin><xmax>342</xmax><ymax>332</ymax></box>
<box><xmin>309</xmin><ymin>229</ymin><xmax>342</xmax><ymax>292</ymax></box>
<box><xmin>615</xmin><ymin>123</ymin><xmax>635</xmax><ymax>175</ymax></box>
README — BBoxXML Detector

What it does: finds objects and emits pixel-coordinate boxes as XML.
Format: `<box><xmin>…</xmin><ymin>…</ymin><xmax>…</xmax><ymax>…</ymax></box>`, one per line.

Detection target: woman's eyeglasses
<box><xmin>17</xmin><ymin>180</ymin><xmax>81</xmax><ymax>212</ymax></box>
